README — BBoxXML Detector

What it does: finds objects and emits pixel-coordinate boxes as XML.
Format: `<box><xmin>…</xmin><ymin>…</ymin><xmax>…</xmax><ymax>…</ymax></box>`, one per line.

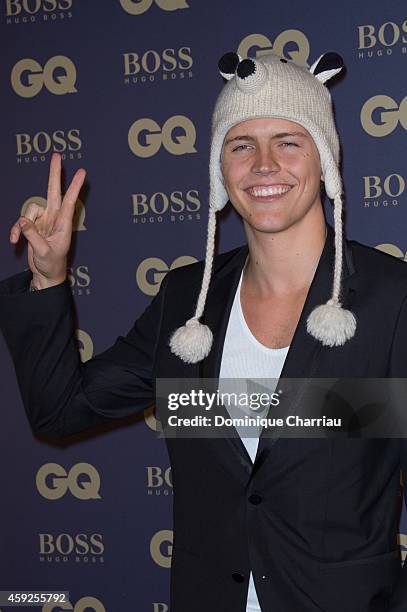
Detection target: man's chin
<box><xmin>243</xmin><ymin>217</ymin><xmax>290</xmax><ymax>235</ymax></box>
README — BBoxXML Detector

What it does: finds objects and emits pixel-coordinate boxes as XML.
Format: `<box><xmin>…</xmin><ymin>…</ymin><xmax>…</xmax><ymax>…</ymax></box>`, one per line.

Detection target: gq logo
<box><xmin>11</xmin><ymin>56</ymin><xmax>77</xmax><ymax>98</ymax></box>
<box><xmin>21</xmin><ymin>195</ymin><xmax>86</xmax><ymax>234</ymax></box>
<box><xmin>360</xmin><ymin>96</ymin><xmax>407</xmax><ymax>137</ymax></box>
<box><xmin>36</xmin><ymin>463</ymin><xmax>101</xmax><ymax>500</ymax></box>
<box><xmin>150</xmin><ymin>529</ymin><xmax>173</xmax><ymax>568</ymax></box>
<box><xmin>42</xmin><ymin>597</ymin><xmax>105</xmax><ymax>612</ymax></box>
<box><xmin>375</xmin><ymin>244</ymin><xmax>407</xmax><ymax>262</ymax></box>
<box><xmin>153</xmin><ymin>606</ymin><xmax>168</xmax><ymax>612</ymax></box>
<box><xmin>128</xmin><ymin>116</ymin><xmax>196</xmax><ymax>157</ymax></box>
<box><xmin>144</xmin><ymin>405</ymin><xmax>163</xmax><ymax>432</ymax></box>
<box><xmin>399</xmin><ymin>533</ymin><xmax>407</xmax><ymax>563</ymax></box>
<box><xmin>120</xmin><ymin>0</ymin><xmax>188</xmax><ymax>15</ymax></box>
<box><xmin>136</xmin><ymin>255</ymin><xmax>197</xmax><ymax>296</ymax></box>
<box><xmin>76</xmin><ymin>329</ymin><xmax>93</xmax><ymax>362</ymax></box>
<box><xmin>237</xmin><ymin>29</ymin><xmax>310</xmax><ymax>66</ymax></box>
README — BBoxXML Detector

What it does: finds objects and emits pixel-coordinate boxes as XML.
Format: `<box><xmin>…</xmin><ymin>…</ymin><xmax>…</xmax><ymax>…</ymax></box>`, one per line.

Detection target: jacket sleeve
<box><xmin>387</xmin><ymin>291</ymin><xmax>407</xmax><ymax>610</ymax></box>
<box><xmin>0</xmin><ymin>268</ymin><xmax>169</xmax><ymax>440</ymax></box>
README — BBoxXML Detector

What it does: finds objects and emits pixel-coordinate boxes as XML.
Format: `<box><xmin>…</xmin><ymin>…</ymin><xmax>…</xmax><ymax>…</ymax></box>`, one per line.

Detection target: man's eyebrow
<box><xmin>223</xmin><ymin>131</ymin><xmax>307</xmax><ymax>146</ymax></box>
<box><xmin>223</xmin><ymin>135</ymin><xmax>255</xmax><ymax>145</ymax></box>
<box><xmin>272</xmin><ymin>131</ymin><xmax>307</xmax><ymax>139</ymax></box>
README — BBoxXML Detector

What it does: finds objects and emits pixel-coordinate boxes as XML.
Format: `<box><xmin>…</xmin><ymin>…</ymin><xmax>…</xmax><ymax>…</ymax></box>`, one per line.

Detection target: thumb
<box><xmin>19</xmin><ymin>218</ymin><xmax>49</xmax><ymax>257</ymax></box>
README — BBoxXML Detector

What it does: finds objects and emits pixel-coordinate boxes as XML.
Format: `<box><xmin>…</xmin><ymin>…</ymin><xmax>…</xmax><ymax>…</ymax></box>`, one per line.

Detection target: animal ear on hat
<box><xmin>218</xmin><ymin>52</ymin><xmax>241</xmax><ymax>80</ymax></box>
<box><xmin>310</xmin><ymin>52</ymin><xmax>344</xmax><ymax>84</ymax></box>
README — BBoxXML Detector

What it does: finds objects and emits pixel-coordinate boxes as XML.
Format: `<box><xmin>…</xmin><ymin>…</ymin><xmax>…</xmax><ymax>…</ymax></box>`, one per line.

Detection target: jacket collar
<box><xmin>199</xmin><ymin>222</ymin><xmax>356</xmax><ymax>483</ymax></box>
<box><xmin>200</xmin><ymin>222</ymin><xmax>355</xmax><ymax>379</ymax></box>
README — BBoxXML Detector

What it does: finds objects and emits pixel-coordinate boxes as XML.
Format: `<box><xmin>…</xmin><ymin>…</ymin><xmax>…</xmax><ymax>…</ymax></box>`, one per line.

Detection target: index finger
<box><xmin>46</xmin><ymin>152</ymin><xmax>62</xmax><ymax>212</ymax></box>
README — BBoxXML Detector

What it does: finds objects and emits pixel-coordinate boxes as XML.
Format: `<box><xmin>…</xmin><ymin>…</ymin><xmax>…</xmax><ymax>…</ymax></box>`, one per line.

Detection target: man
<box><xmin>2</xmin><ymin>50</ymin><xmax>407</xmax><ymax>611</ymax></box>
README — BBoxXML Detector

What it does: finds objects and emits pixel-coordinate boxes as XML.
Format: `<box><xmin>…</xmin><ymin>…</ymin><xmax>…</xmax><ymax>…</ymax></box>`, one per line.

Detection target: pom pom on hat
<box><xmin>169</xmin><ymin>317</ymin><xmax>213</xmax><ymax>364</ymax></box>
<box><xmin>169</xmin><ymin>206</ymin><xmax>217</xmax><ymax>364</ymax></box>
<box><xmin>306</xmin><ymin>192</ymin><xmax>356</xmax><ymax>346</ymax></box>
<box><xmin>307</xmin><ymin>299</ymin><xmax>356</xmax><ymax>347</ymax></box>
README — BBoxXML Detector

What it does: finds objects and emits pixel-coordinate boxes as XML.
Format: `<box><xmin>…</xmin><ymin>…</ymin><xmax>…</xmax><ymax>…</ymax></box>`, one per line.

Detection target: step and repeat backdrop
<box><xmin>1</xmin><ymin>1</ymin><xmax>407</xmax><ymax>610</ymax></box>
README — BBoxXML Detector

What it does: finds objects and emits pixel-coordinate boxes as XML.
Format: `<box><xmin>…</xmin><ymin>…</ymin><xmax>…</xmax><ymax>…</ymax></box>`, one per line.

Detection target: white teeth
<box><xmin>250</xmin><ymin>186</ymin><xmax>292</xmax><ymax>197</ymax></box>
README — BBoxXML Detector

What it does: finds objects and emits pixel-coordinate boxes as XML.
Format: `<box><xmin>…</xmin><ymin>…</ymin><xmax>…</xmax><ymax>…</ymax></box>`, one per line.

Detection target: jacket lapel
<box><xmin>200</xmin><ymin>245</ymin><xmax>249</xmax><ymax>381</ymax></box>
<box><xmin>251</xmin><ymin>223</ymin><xmax>356</xmax><ymax>478</ymax></box>
<box><xmin>198</xmin><ymin>223</ymin><xmax>356</xmax><ymax>484</ymax></box>
<box><xmin>199</xmin><ymin>244</ymin><xmax>253</xmax><ymax>482</ymax></box>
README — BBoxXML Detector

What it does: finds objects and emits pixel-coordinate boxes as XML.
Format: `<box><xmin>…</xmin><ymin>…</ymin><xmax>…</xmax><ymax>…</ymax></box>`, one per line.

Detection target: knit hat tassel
<box><xmin>306</xmin><ymin>193</ymin><xmax>356</xmax><ymax>347</ymax></box>
<box><xmin>169</xmin><ymin>207</ymin><xmax>217</xmax><ymax>363</ymax></box>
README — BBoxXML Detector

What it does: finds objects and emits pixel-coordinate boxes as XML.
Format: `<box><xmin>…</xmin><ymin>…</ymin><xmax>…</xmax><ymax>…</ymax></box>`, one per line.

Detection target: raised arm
<box><xmin>1</xmin><ymin>153</ymin><xmax>168</xmax><ymax>439</ymax></box>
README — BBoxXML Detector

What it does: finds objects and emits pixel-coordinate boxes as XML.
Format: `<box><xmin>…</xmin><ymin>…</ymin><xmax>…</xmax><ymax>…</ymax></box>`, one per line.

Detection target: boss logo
<box><xmin>6</xmin><ymin>0</ymin><xmax>72</xmax><ymax>15</ymax></box>
<box><xmin>146</xmin><ymin>466</ymin><xmax>173</xmax><ymax>496</ymax></box>
<box><xmin>67</xmin><ymin>266</ymin><xmax>91</xmax><ymax>294</ymax></box>
<box><xmin>132</xmin><ymin>189</ymin><xmax>200</xmax><ymax>223</ymax></box>
<box><xmin>358</xmin><ymin>20</ymin><xmax>407</xmax><ymax>50</ymax></box>
<box><xmin>128</xmin><ymin>116</ymin><xmax>196</xmax><ymax>157</ymax></box>
<box><xmin>16</xmin><ymin>129</ymin><xmax>81</xmax><ymax>157</ymax></box>
<box><xmin>363</xmin><ymin>174</ymin><xmax>405</xmax><ymax>208</ymax></box>
<box><xmin>39</xmin><ymin>533</ymin><xmax>104</xmax><ymax>556</ymax></box>
<box><xmin>42</xmin><ymin>596</ymin><xmax>105</xmax><ymax>612</ymax></box>
<box><xmin>150</xmin><ymin>529</ymin><xmax>173</xmax><ymax>568</ymax></box>
<box><xmin>360</xmin><ymin>95</ymin><xmax>407</xmax><ymax>137</ymax></box>
<box><xmin>123</xmin><ymin>47</ymin><xmax>193</xmax><ymax>84</ymax></box>
<box><xmin>120</xmin><ymin>0</ymin><xmax>188</xmax><ymax>15</ymax></box>
<box><xmin>136</xmin><ymin>256</ymin><xmax>197</xmax><ymax>296</ymax></box>
<box><xmin>36</xmin><ymin>463</ymin><xmax>101</xmax><ymax>500</ymax></box>
<box><xmin>237</xmin><ymin>29</ymin><xmax>310</xmax><ymax>66</ymax></box>
<box><xmin>11</xmin><ymin>56</ymin><xmax>77</xmax><ymax>97</ymax></box>
<box><xmin>6</xmin><ymin>0</ymin><xmax>72</xmax><ymax>23</ymax></box>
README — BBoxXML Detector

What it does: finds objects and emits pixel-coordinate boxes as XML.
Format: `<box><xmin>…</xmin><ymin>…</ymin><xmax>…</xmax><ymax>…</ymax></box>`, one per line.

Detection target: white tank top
<box><xmin>219</xmin><ymin>266</ymin><xmax>289</xmax><ymax>612</ymax></box>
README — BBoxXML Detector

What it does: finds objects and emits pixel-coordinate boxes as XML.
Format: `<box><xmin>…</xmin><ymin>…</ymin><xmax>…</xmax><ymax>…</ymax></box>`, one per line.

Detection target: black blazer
<box><xmin>2</xmin><ymin>223</ymin><xmax>407</xmax><ymax>612</ymax></box>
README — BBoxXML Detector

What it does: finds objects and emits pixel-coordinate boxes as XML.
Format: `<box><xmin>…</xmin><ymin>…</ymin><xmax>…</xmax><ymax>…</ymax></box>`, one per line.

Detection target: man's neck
<box><xmin>243</xmin><ymin>213</ymin><xmax>327</xmax><ymax>298</ymax></box>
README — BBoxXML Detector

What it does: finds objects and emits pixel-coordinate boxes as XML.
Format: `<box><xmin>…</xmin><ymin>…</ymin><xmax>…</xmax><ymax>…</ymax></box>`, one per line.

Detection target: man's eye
<box><xmin>232</xmin><ymin>144</ymin><xmax>252</xmax><ymax>152</ymax></box>
<box><xmin>280</xmin><ymin>141</ymin><xmax>298</xmax><ymax>148</ymax></box>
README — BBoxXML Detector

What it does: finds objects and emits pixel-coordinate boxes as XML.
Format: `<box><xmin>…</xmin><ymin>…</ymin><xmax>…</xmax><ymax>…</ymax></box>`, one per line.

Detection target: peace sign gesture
<box><xmin>9</xmin><ymin>153</ymin><xmax>86</xmax><ymax>289</ymax></box>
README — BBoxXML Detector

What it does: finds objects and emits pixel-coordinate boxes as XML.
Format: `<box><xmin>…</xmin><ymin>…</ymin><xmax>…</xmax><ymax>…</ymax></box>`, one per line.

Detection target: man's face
<box><xmin>220</xmin><ymin>117</ymin><xmax>323</xmax><ymax>234</ymax></box>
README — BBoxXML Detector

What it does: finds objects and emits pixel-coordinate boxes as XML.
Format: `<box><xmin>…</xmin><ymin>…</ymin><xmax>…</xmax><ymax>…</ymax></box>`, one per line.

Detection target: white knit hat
<box><xmin>170</xmin><ymin>51</ymin><xmax>356</xmax><ymax>364</ymax></box>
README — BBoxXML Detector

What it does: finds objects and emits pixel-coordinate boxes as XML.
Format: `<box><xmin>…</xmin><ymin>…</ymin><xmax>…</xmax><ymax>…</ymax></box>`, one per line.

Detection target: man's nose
<box><xmin>252</xmin><ymin>148</ymin><xmax>281</xmax><ymax>174</ymax></box>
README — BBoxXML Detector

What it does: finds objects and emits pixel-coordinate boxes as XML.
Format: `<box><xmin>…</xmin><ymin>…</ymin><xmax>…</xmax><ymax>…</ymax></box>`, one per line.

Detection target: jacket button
<box><xmin>232</xmin><ymin>572</ymin><xmax>245</xmax><ymax>583</ymax></box>
<box><xmin>248</xmin><ymin>493</ymin><xmax>262</xmax><ymax>505</ymax></box>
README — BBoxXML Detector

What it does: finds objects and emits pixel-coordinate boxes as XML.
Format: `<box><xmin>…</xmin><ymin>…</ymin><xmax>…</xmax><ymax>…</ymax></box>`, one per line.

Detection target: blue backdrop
<box><xmin>1</xmin><ymin>1</ymin><xmax>407</xmax><ymax>610</ymax></box>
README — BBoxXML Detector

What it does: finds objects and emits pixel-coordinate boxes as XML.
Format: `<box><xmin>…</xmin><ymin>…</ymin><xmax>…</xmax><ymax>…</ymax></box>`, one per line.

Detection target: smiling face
<box><xmin>220</xmin><ymin>117</ymin><xmax>323</xmax><ymax>235</ymax></box>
